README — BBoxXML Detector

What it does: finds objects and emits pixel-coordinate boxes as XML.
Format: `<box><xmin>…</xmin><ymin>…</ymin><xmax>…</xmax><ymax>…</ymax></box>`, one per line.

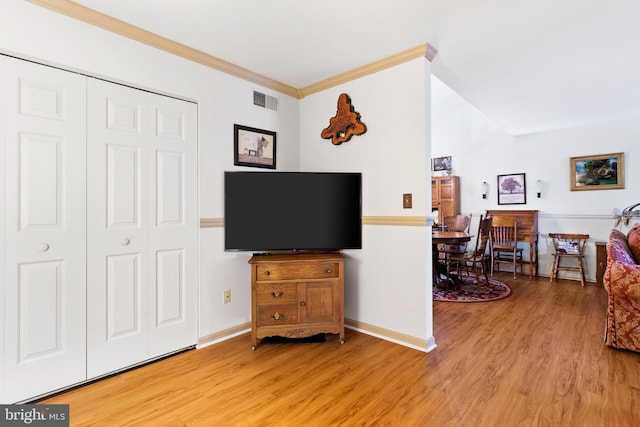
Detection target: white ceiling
<box><xmin>71</xmin><ymin>0</ymin><xmax>640</xmax><ymax>135</ymax></box>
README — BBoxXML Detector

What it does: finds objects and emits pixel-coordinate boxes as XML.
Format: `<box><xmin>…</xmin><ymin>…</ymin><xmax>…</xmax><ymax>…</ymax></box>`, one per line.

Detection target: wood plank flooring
<box><xmin>41</xmin><ymin>273</ymin><xmax>640</xmax><ymax>426</ymax></box>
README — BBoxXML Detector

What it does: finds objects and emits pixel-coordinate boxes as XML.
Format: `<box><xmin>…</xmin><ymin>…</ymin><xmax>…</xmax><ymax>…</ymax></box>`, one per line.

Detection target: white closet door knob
<box><xmin>38</xmin><ymin>243</ymin><xmax>50</xmax><ymax>252</ymax></box>
<box><xmin>120</xmin><ymin>238</ymin><xmax>131</xmax><ymax>246</ymax></box>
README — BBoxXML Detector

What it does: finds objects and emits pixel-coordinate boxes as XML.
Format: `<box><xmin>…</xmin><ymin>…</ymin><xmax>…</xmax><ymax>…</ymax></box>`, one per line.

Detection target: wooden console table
<box><xmin>248</xmin><ymin>252</ymin><xmax>345</xmax><ymax>350</ymax></box>
<box><xmin>485</xmin><ymin>210</ymin><xmax>539</xmax><ymax>279</ymax></box>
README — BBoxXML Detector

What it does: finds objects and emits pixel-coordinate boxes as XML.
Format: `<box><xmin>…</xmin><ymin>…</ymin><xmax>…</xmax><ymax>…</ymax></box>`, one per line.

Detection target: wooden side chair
<box><xmin>443</xmin><ymin>214</ymin><xmax>472</xmax><ymax>234</ymax></box>
<box><xmin>449</xmin><ymin>215</ymin><xmax>493</xmax><ymax>286</ymax></box>
<box><xmin>440</xmin><ymin>214</ymin><xmax>472</xmax><ymax>267</ymax></box>
<box><xmin>549</xmin><ymin>233</ymin><xmax>589</xmax><ymax>286</ymax></box>
<box><xmin>490</xmin><ymin>215</ymin><xmax>524</xmax><ymax>279</ymax></box>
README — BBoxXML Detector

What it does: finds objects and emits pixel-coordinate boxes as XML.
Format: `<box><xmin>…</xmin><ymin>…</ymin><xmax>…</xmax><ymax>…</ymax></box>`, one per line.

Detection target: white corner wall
<box><xmin>300</xmin><ymin>58</ymin><xmax>434</xmax><ymax>351</ymax></box>
<box><xmin>432</xmin><ymin>75</ymin><xmax>640</xmax><ymax>282</ymax></box>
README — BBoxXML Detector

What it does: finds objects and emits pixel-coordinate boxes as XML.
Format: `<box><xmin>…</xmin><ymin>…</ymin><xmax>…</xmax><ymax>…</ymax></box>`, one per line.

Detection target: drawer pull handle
<box><xmin>272</xmin><ymin>291</ymin><xmax>284</xmax><ymax>298</ymax></box>
<box><xmin>271</xmin><ymin>312</ymin><xmax>284</xmax><ymax>321</ymax></box>
<box><xmin>38</xmin><ymin>243</ymin><xmax>50</xmax><ymax>252</ymax></box>
<box><xmin>264</xmin><ymin>271</ymin><xmax>271</xmax><ymax>276</ymax></box>
<box><xmin>300</xmin><ymin>301</ymin><xmax>306</xmax><ymax>307</ymax></box>
<box><xmin>326</xmin><ymin>268</ymin><xmax>332</xmax><ymax>274</ymax></box>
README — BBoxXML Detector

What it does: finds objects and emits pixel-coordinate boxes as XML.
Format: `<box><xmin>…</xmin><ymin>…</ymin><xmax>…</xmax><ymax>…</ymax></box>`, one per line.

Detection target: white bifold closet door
<box><xmin>86</xmin><ymin>79</ymin><xmax>198</xmax><ymax>379</ymax></box>
<box><xmin>1</xmin><ymin>56</ymin><xmax>87</xmax><ymax>403</ymax></box>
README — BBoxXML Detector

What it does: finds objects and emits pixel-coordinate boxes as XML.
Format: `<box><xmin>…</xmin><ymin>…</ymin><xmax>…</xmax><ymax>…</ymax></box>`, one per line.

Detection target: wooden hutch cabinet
<box><xmin>248</xmin><ymin>252</ymin><xmax>345</xmax><ymax>350</ymax></box>
<box><xmin>431</xmin><ymin>175</ymin><xmax>460</xmax><ymax>224</ymax></box>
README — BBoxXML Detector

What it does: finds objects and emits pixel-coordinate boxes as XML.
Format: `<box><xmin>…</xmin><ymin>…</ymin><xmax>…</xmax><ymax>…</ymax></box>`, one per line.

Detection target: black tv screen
<box><xmin>224</xmin><ymin>171</ymin><xmax>362</xmax><ymax>252</ymax></box>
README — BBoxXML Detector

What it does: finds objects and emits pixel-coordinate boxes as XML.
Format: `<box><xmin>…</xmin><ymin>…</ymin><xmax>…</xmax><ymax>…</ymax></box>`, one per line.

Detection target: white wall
<box><xmin>432</xmin><ymin>75</ymin><xmax>640</xmax><ymax>282</ymax></box>
<box><xmin>300</xmin><ymin>58</ymin><xmax>434</xmax><ymax>350</ymax></box>
<box><xmin>1</xmin><ymin>0</ymin><xmax>300</xmax><ymax>340</ymax></box>
<box><xmin>3</xmin><ymin>1</ymin><xmax>437</xmax><ymax>352</ymax></box>
<box><xmin>9</xmin><ymin>0</ymin><xmax>625</xmax><ymax>357</ymax></box>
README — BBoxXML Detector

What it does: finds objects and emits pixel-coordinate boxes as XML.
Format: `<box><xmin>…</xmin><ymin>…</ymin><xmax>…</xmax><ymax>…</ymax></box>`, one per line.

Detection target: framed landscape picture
<box><xmin>497</xmin><ymin>173</ymin><xmax>526</xmax><ymax>205</ymax></box>
<box><xmin>234</xmin><ymin>124</ymin><xmax>276</xmax><ymax>169</ymax></box>
<box><xmin>570</xmin><ymin>152</ymin><xmax>624</xmax><ymax>191</ymax></box>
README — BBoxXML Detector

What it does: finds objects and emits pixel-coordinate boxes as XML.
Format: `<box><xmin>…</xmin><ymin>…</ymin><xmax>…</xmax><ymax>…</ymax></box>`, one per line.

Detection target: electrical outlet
<box><xmin>224</xmin><ymin>290</ymin><xmax>231</xmax><ymax>304</ymax></box>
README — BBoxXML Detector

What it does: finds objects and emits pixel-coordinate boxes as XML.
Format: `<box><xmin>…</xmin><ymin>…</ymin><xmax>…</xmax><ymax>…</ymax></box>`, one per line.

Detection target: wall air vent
<box><xmin>253</xmin><ymin>90</ymin><xmax>278</xmax><ymax>111</ymax></box>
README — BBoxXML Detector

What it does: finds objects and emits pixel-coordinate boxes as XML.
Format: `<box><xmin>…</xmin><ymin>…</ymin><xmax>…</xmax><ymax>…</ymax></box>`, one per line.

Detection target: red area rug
<box><xmin>433</xmin><ymin>275</ymin><xmax>512</xmax><ymax>303</ymax></box>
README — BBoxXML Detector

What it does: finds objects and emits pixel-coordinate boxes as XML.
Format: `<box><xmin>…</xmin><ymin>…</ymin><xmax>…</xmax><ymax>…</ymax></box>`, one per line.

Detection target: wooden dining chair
<box><xmin>449</xmin><ymin>215</ymin><xmax>492</xmax><ymax>286</ymax></box>
<box><xmin>549</xmin><ymin>233</ymin><xmax>589</xmax><ymax>286</ymax></box>
<box><xmin>490</xmin><ymin>215</ymin><xmax>524</xmax><ymax>279</ymax></box>
<box><xmin>441</xmin><ymin>214</ymin><xmax>472</xmax><ymax>268</ymax></box>
<box><xmin>443</xmin><ymin>214</ymin><xmax>472</xmax><ymax>234</ymax></box>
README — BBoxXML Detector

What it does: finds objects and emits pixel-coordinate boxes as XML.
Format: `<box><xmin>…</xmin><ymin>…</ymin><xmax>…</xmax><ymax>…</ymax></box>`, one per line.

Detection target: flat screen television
<box><xmin>224</xmin><ymin>171</ymin><xmax>362</xmax><ymax>252</ymax></box>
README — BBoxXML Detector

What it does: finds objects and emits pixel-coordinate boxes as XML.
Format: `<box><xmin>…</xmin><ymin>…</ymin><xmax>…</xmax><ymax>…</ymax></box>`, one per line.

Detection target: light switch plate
<box><xmin>403</xmin><ymin>193</ymin><xmax>412</xmax><ymax>209</ymax></box>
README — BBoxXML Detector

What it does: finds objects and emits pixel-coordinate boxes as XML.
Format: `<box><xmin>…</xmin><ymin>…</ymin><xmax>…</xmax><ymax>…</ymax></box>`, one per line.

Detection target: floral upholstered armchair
<box><xmin>603</xmin><ymin>227</ymin><xmax>640</xmax><ymax>352</ymax></box>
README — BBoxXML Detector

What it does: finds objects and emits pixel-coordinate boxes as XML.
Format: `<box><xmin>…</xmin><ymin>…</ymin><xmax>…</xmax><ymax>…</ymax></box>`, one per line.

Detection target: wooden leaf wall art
<box><xmin>321</xmin><ymin>93</ymin><xmax>367</xmax><ymax>145</ymax></box>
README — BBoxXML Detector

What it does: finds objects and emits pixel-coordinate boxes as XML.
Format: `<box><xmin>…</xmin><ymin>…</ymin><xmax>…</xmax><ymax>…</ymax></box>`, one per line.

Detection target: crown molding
<box><xmin>28</xmin><ymin>1</ymin><xmax>434</xmax><ymax>100</ymax></box>
<box><xmin>27</xmin><ymin>0</ymin><xmax>302</xmax><ymax>98</ymax></box>
<box><xmin>299</xmin><ymin>44</ymin><xmax>433</xmax><ymax>97</ymax></box>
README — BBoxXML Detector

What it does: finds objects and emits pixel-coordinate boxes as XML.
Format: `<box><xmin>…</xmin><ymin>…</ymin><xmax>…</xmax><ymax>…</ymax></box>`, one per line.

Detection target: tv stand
<box><xmin>248</xmin><ymin>252</ymin><xmax>345</xmax><ymax>350</ymax></box>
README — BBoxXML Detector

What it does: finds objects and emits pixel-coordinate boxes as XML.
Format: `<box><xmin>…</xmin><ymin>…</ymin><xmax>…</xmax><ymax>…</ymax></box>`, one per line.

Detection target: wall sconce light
<box><xmin>481</xmin><ymin>181</ymin><xmax>488</xmax><ymax>199</ymax></box>
<box><xmin>536</xmin><ymin>180</ymin><xmax>543</xmax><ymax>198</ymax></box>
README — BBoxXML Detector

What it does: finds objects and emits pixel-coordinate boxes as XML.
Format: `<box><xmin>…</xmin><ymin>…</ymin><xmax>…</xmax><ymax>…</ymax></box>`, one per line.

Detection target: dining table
<box><xmin>432</xmin><ymin>230</ymin><xmax>472</xmax><ymax>287</ymax></box>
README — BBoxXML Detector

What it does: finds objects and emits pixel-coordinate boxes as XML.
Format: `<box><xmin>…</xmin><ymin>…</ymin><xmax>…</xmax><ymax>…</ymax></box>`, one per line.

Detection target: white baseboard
<box><xmin>196</xmin><ymin>319</ymin><xmax>435</xmax><ymax>353</ymax></box>
<box><xmin>344</xmin><ymin>318</ymin><xmax>432</xmax><ymax>353</ymax></box>
<box><xmin>197</xmin><ymin>323</ymin><xmax>251</xmax><ymax>349</ymax></box>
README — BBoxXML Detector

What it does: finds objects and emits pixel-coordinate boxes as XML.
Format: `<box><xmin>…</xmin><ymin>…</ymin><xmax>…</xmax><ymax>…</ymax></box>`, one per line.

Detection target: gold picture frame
<box><xmin>570</xmin><ymin>152</ymin><xmax>624</xmax><ymax>191</ymax></box>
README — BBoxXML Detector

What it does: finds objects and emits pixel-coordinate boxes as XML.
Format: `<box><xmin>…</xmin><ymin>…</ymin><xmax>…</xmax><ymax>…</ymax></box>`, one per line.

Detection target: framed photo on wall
<box><xmin>497</xmin><ymin>173</ymin><xmax>526</xmax><ymax>205</ymax></box>
<box><xmin>570</xmin><ymin>152</ymin><xmax>624</xmax><ymax>191</ymax></box>
<box><xmin>432</xmin><ymin>156</ymin><xmax>452</xmax><ymax>172</ymax></box>
<box><xmin>234</xmin><ymin>124</ymin><xmax>276</xmax><ymax>169</ymax></box>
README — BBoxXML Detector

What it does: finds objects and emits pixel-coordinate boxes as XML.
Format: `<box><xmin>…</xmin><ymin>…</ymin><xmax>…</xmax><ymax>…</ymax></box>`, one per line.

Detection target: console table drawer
<box><xmin>256</xmin><ymin>262</ymin><xmax>339</xmax><ymax>281</ymax></box>
<box><xmin>257</xmin><ymin>305</ymin><xmax>299</xmax><ymax>325</ymax></box>
<box><xmin>256</xmin><ymin>283</ymin><xmax>298</xmax><ymax>304</ymax></box>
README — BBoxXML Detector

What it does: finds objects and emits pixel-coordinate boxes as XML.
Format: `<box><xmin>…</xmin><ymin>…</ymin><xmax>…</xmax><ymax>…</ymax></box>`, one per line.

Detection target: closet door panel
<box><xmin>87</xmin><ymin>79</ymin><xmax>196</xmax><ymax>378</ymax></box>
<box><xmin>87</xmin><ymin>80</ymin><xmax>149</xmax><ymax>379</ymax></box>
<box><xmin>17</xmin><ymin>261</ymin><xmax>63</xmax><ymax>360</ymax></box>
<box><xmin>156</xmin><ymin>150</ymin><xmax>184</xmax><ymax>226</ymax></box>
<box><xmin>19</xmin><ymin>134</ymin><xmax>61</xmax><ymax>227</ymax></box>
<box><xmin>2</xmin><ymin>56</ymin><xmax>86</xmax><ymax>403</ymax></box>
<box><xmin>107</xmin><ymin>144</ymin><xmax>142</xmax><ymax>227</ymax></box>
<box><xmin>148</xmin><ymin>97</ymin><xmax>197</xmax><ymax>357</ymax></box>
<box><xmin>156</xmin><ymin>248</ymin><xmax>185</xmax><ymax>326</ymax></box>
<box><xmin>106</xmin><ymin>253</ymin><xmax>142</xmax><ymax>339</ymax></box>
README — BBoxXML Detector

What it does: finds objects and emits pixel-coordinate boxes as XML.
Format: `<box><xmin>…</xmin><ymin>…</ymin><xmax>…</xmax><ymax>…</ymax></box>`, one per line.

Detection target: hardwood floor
<box><xmin>41</xmin><ymin>273</ymin><xmax>640</xmax><ymax>426</ymax></box>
